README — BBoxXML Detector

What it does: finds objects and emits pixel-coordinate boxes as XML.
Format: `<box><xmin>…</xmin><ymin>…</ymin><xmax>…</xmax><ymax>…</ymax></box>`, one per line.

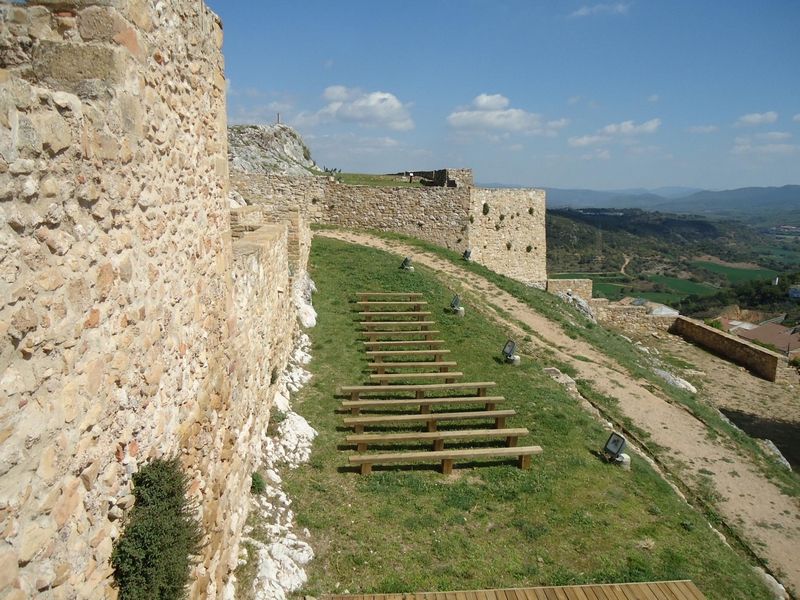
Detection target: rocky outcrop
<box><xmin>228</xmin><ymin>124</ymin><xmax>317</xmax><ymax>177</ymax></box>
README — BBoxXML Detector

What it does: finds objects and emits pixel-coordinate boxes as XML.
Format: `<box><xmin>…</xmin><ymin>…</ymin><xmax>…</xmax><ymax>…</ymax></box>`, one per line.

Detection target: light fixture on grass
<box><xmin>502</xmin><ymin>340</ymin><xmax>519</xmax><ymax>364</ymax></box>
<box><xmin>400</xmin><ymin>256</ymin><xmax>412</xmax><ymax>270</ymax></box>
<box><xmin>450</xmin><ymin>295</ymin><xmax>460</xmax><ymax>310</ymax></box>
<box><xmin>603</xmin><ymin>432</ymin><xmax>627</xmax><ymax>461</ymax></box>
<box><xmin>463</xmin><ymin>249</ymin><xmax>472</xmax><ymax>261</ymax></box>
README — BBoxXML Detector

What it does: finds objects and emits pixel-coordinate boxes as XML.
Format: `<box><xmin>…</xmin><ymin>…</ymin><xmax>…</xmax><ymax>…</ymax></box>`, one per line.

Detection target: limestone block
<box><xmin>77</xmin><ymin>7</ymin><xmax>127</xmax><ymax>42</ymax></box>
<box><xmin>32</xmin><ymin>41</ymin><xmax>128</xmax><ymax>89</ymax></box>
<box><xmin>0</xmin><ymin>547</ymin><xmax>18</xmax><ymax>590</ymax></box>
<box><xmin>32</xmin><ymin>111</ymin><xmax>71</xmax><ymax>156</ymax></box>
<box><xmin>18</xmin><ymin>522</ymin><xmax>55</xmax><ymax>563</ymax></box>
<box><xmin>51</xmin><ymin>478</ymin><xmax>81</xmax><ymax>529</ymax></box>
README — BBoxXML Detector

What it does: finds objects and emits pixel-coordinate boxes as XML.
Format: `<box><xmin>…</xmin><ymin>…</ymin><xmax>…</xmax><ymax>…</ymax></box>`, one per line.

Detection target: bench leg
<box><xmin>425</xmin><ymin>332</ymin><xmax>433</xmax><ymax>340</ymax></box>
<box><xmin>420</xmin><ymin>404</ymin><xmax>430</xmax><ymax>414</ymax></box>
<box><xmin>351</xmin><ymin>407</ymin><xmax>360</xmax><ymax>416</ymax></box>
<box><xmin>478</xmin><ymin>387</ymin><xmax>487</xmax><ymax>397</ymax></box>
<box><xmin>486</xmin><ymin>403</ymin><xmax>496</xmax><ymax>411</ymax></box>
<box><xmin>440</xmin><ymin>365</ymin><xmax>449</xmax><ymax>373</ymax></box>
<box><xmin>357</xmin><ymin>442</ymin><xmax>367</xmax><ymax>452</ymax></box>
<box><xmin>351</xmin><ymin>391</ymin><xmax>360</xmax><ymax>401</ymax></box>
<box><xmin>445</xmin><ymin>377</ymin><xmax>455</xmax><ymax>384</ymax></box>
<box><xmin>506</xmin><ymin>436</ymin><xmax>518</xmax><ymax>447</ymax></box>
<box><xmin>416</xmin><ymin>390</ymin><xmax>424</xmax><ymax>399</ymax></box>
<box><xmin>518</xmin><ymin>455</ymin><xmax>531</xmax><ymax>470</ymax></box>
<box><xmin>433</xmin><ymin>439</ymin><xmax>444</xmax><ymax>451</ymax></box>
<box><xmin>442</xmin><ymin>459</ymin><xmax>454</xmax><ymax>475</ymax></box>
<box><xmin>435</xmin><ymin>353</ymin><xmax>443</xmax><ymax>362</ymax></box>
<box><xmin>374</xmin><ymin>356</ymin><xmax>383</xmax><ymax>363</ymax></box>
<box><xmin>427</xmin><ymin>420</ymin><xmax>437</xmax><ymax>432</ymax></box>
<box><xmin>380</xmin><ymin>378</ymin><xmax>388</xmax><ymax>386</ymax></box>
<box><xmin>495</xmin><ymin>416</ymin><xmax>506</xmax><ymax>429</ymax></box>
<box><xmin>360</xmin><ymin>462</ymin><xmax>372</xmax><ymax>475</ymax></box>
<box><xmin>354</xmin><ymin>425</ymin><xmax>364</xmax><ymax>434</ymax></box>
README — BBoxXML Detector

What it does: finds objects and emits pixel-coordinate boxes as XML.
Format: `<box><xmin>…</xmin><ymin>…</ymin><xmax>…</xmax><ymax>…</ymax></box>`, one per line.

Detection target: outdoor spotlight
<box><xmin>463</xmin><ymin>249</ymin><xmax>472</xmax><ymax>260</ymax></box>
<box><xmin>501</xmin><ymin>340</ymin><xmax>517</xmax><ymax>360</ymax></box>
<box><xmin>603</xmin><ymin>432</ymin><xmax>627</xmax><ymax>461</ymax></box>
<box><xmin>400</xmin><ymin>256</ymin><xmax>412</xmax><ymax>269</ymax></box>
<box><xmin>450</xmin><ymin>294</ymin><xmax>461</xmax><ymax>310</ymax></box>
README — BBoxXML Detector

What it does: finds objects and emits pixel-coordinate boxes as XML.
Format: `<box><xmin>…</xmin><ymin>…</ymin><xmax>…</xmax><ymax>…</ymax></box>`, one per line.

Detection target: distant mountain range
<box><xmin>476</xmin><ymin>183</ymin><xmax>800</xmax><ymax>226</ymax></box>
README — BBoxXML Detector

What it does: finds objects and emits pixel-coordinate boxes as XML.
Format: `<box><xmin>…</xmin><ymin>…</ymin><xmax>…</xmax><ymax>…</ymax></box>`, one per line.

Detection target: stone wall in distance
<box><xmin>546</xmin><ymin>278</ymin><xmax>594</xmax><ymax>300</ymax></box>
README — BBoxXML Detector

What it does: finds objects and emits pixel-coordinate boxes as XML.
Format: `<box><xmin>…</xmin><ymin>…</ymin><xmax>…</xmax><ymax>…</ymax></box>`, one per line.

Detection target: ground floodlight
<box><xmin>603</xmin><ymin>432</ymin><xmax>627</xmax><ymax>461</ymax></box>
<box><xmin>450</xmin><ymin>294</ymin><xmax>461</xmax><ymax>309</ymax></box>
<box><xmin>463</xmin><ymin>249</ymin><xmax>472</xmax><ymax>260</ymax></box>
<box><xmin>400</xmin><ymin>256</ymin><xmax>412</xmax><ymax>269</ymax></box>
<box><xmin>502</xmin><ymin>340</ymin><xmax>517</xmax><ymax>360</ymax></box>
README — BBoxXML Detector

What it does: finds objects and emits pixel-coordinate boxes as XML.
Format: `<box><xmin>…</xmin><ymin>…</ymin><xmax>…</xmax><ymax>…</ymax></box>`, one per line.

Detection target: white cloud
<box><xmin>600</xmin><ymin>118</ymin><xmax>661</xmax><ymax>135</ymax></box>
<box><xmin>568</xmin><ymin>134</ymin><xmax>610</xmax><ymax>147</ymax></box>
<box><xmin>508</xmin><ymin>144</ymin><xmax>524</xmax><ymax>151</ymax></box>
<box><xmin>447</xmin><ymin>94</ymin><xmax>568</xmax><ymax>138</ymax></box>
<box><xmin>580</xmin><ymin>149</ymin><xmax>611</xmax><ymax>160</ymax></box>
<box><xmin>794</xmin><ymin>114</ymin><xmax>800</xmax><ymax>122</ymax></box>
<box><xmin>688</xmin><ymin>125</ymin><xmax>718</xmax><ymax>133</ymax></box>
<box><xmin>648</xmin><ymin>94</ymin><xmax>660</xmax><ymax>102</ymax></box>
<box><xmin>568</xmin><ymin>95</ymin><xmax>582</xmax><ymax>105</ymax></box>
<box><xmin>294</xmin><ymin>86</ymin><xmax>414</xmax><ymax>131</ymax></box>
<box><xmin>570</xmin><ymin>3</ymin><xmax>631</xmax><ymax>18</ymax></box>
<box><xmin>324</xmin><ymin>59</ymin><xmax>334</xmax><ymax>69</ymax></box>
<box><xmin>734</xmin><ymin>111</ymin><xmax>778</xmax><ymax>127</ymax></box>
<box><xmin>732</xmin><ymin>142</ymin><xmax>798</xmax><ymax>155</ymax></box>
<box><xmin>755</xmin><ymin>131</ymin><xmax>791</xmax><ymax>141</ymax></box>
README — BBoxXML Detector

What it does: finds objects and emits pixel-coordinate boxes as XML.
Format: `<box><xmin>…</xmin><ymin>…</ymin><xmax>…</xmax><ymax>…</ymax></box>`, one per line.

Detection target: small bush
<box><xmin>251</xmin><ymin>472</ymin><xmax>266</xmax><ymax>495</ymax></box>
<box><xmin>704</xmin><ymin>319</ymin><xmax>724</xmax><ymax>331</ymax></box>
<box><xmin>790</xmin><ymin>356</ymin><xmax>800</xmax><ymax>368</ymax></box>
<box><xmin>111</xmin><ymin>457</ymin><xmax>203</xmax><ymax>600</ymax></box>
<box><xmin>500</xmin><ymin>214</ymin><xmax>505</xmax><ymax>221</ymax></box>
<box><xmin>495</xmin><ymin>223</ymin><xmax>501</xmax><ymax>231</ymax></box>
<box><xmin>528</xmin><ymin>207</ymin><xmax>534</xmax><ymax>215</ymax></box>
<box><xmin>469</xmin><ymin>215</ymin><xmax>475</xmax><ymax>223</ymax></box>
<box><xmin>482</xmin><ymin>203</ymin><xmax>490</xmax><ymax>215</ymax></box>
<box><xmin>526</xmin><ymin>245</ymin><xmax>533</xmax><ymax>253</ymax></box>
<box><xmin>506</xmin><ymin>242</ymin><xmax>512</xmax><ymax>250</ymax></box>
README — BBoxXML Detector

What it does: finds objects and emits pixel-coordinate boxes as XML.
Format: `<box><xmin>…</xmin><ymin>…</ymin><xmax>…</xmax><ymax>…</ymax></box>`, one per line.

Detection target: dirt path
<box><xmin>621</xmin><ymin>254</ymin><xmax>631</xmax><ymax>275</ymax></box>
<box><xmin>316</xmin><ymin>229</ymin><xmax>800</xmax><ymax>595</ymax></box>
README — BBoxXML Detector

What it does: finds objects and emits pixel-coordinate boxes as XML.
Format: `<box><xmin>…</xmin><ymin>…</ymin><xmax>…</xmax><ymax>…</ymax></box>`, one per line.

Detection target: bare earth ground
<box><xmin>317</xmin><ymin>230</ymin><xmax>800</xmax><ymax>595</ymax></box>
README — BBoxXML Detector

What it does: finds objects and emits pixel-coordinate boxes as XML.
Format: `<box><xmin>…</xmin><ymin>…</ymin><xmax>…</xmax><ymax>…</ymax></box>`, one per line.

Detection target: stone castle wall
<box><xmin>590</xmin><ymin>299</ymin><xmax>677</xmax><ymax>333</ymax></box>
<box><xmin>0</xmin><ymin>2</ymin><xmax>298</xmax><ymax>598</ymax></box>
<box><xmin>546</xmin><ymin>279</ymin><xmax>594</xmax><ymax>300</ymax></box>
<box><xmin>670</xmin><ymin>316</ymin><xmax>788</xmax><ymax>382</ymax></box>
<box><xmin>231</xmin><ymin>173</ymin><xmax>548</xmax><ymax>285</ymax></box>
<box><xmin>467</xmin><ymin>188</ymin><xmax>547</xmax><ymax>284</ymax></box>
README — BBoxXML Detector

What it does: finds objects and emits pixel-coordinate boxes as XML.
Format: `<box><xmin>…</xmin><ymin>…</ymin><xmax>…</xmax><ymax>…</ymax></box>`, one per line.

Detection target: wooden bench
<box><xmin>349</xmin><ymin>445</ymin><xmax>543</xmax><ymax>475</ymax></box>
<box><xmin>363</xmin><ymin>330</ymin><xmax>440</xmax><ymax>342</ymax></box>
<box><xmin>347</xmin><ymin>427</ymin><xmax>528</xmax><ymax>451</ymax></box>
<box><xmin>361</xmin><ymin>321</ymin><xmax>436</xmax><ymax>332</ymax></box>
<box><xmin>366</xmin><ymin>361</ymin><xmax>458</xmax><ymax>373</ymax></box>
<box><xmin>356</xmin><ymin>292</ymin><xmax>424</xmax><ymax>300</ymax></box>
<box><xmin>343</xmin><ymin>409</ymin><xmax>514</xmax><ymax>434</ymax></box>
<box><xmin>357</xmin><ymin>301</ymin><xmax>428</xmax><ymax>311</ymax></box>
<box><xmin>341</xmin><ymin>381</ymin><xmax>496</xmax><ymax>401</ymax></box>
<box><xmin>369</xmin><ymin>371</ymin><xmax>463</xmax><ymax>385</ymax></box>
<box><xmin>359</xmin><ymin>311</ymin><xmax>433</xmax><ymax>321</ymax></box>
<box><xmin>363</xmin><ymin>340</ymin><xmax>446</xmax><ymax>349</ymax></box>
<box><xmin>366</xmin><ymin>349</ymin><xmax>451</xmax><ymax>362</ymax></box>
<box><xmin>343</xmin><ymin>395</ymin><xmax>505</xmax><ymax>415</ymax></box>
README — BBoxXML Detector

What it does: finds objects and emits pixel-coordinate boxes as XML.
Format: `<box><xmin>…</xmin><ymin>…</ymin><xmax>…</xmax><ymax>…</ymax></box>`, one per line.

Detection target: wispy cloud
<box><xmin>294</xmin><ymin>86</ymin><xmax>414</xmax><ymax>131</ymax></box>
<box><xmin>568</xmin><ymin>95</ymin><xmax>582</xmax><ymax>105</ymax></box>
<box><xmin>648</xmin><ymin>94</ymin><xmax>659</xmax><ymax>102</ymax></box>
<box><xmin>600</xmin><ymin>118</ymin><xmax>661</xmax><ymax>135</ymax></box>
<box><xmin>570</xmin><ymin>3</ymin><xmax>631</xmax><ymax>18</ymax></box>
<box><xmin>568</xmin><ymin>135</ymin><xmax>610</xmax><ymax>147</ymax></box>
<box><xmin>580</xmin><ymin>149</ymin><xmax>612</xmax><ymax>160</ymax></box>
<box><xmin>794</xmin><ymin>114</ymin><xmax>800</xmax><ymax>122</ymax></box>
<box><xmin>755</xmin><ymin>131</ymin><xmax>791</xmax><ymax>141</ymax></box>
<box><xmin>446</xmin><ymin>94</ymin><xmax>569</xmax><ymax>137</ymax></box>
<box><xmin>688</xmin><ymin>125</ymin><xmax>718</xmax><ymax>133</ymax></box>
<box><xmin>732</xmin><ymin>135</ymin><xmax>798</xmax><ymax>155</ymax></box>
<box><xmin>734</xmin><ymin>111</ymin><xmax>778</xmax><ymax>127</ymax></box>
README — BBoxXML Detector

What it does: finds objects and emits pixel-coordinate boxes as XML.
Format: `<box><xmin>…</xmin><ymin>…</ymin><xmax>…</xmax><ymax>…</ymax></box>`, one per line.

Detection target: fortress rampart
<box><xmin>231</xmin><ymin>172</ymin><xmax>548</xmax><ymax>285</ymax></box>
<box><xmin>0</xmin><ymin>2</ymin><xmax>301</xmax><ymax>597</ymax></box>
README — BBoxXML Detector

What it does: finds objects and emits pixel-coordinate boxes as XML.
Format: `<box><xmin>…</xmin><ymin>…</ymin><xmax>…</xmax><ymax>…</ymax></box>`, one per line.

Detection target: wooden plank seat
<box><xmin>361</xmin><ymin>321</ymin><xmax>436</xmax><ymax>331</ymax></box>
<box><xmin>341</xmin><ymin>381</ymin><xmax>496</xmax><ymax>401</ymax></box>
<box><xmin>347</xmin><ymin>427</ymin><xmax>529</xmax><ymax>451</ymax></box>
<box><xmin>343</xmin><ymin>409</ymin><xmax>515</xmax><ymax>434</ymax></box>
<box><xmin>343</xmin><ymin>395</ymin><xmax>505</xmax><ymax>416</ymax></box>
<box><xmin>366</xmin><ymin>361</ymin><xmax>458</xmax><ymax>373</ymax></box>
<box><xmin>349</xmin><ymin>445</ymin><xmax>543</xmax><ymax>475</ymax></box>
<box><xmin>363</xmin><ymin>339</ymin><xmax>446</xmax><ymax>349</ymax></box>
<box><xmin>356</xmin><ymin>301</ymin><xmax>428</xmax><ymax>309</ymax></box>
<box><xmin>369</xmin><ymin>371</ymin><xmax>463</xmax><ymax>385</ymax></box>
<box><xmin>359</xmin><ymin>311</ymin><xmax>432</xmax><ymax>321</ymax></box>
<box><xmin>356</xmin><ymin>292</ymin><xmax>424</xmax><ymax>299</ymax></box>
<box><xmin>366</xmin><ymin>349</ymin><xmax>451</xmax><ymax>362</ymax></box>
<box><xmin>363</xmin><ymin>330</ymin><xmax>440</xmax><ymax>342</ymax></box>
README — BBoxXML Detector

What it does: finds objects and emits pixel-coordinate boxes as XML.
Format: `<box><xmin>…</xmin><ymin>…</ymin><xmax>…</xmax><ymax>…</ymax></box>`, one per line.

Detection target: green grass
<box><xmin>691</xmin><ymin>261</ymin><xmax>780</xmax><ymax>283</ymax></box>
<box><xmin>649</xmin><ymin>276</ymin><xmax>717</xmax><ymax>296</ymax></box>
<box><xmin>335</xmin><ymin>173</ymin><xmax>424</xmax><ymax>187</ymax></box>
<box><xmin>283</xmin><ymin>236</ymin><xmax>774</xmax><ymax>599</ymax></box>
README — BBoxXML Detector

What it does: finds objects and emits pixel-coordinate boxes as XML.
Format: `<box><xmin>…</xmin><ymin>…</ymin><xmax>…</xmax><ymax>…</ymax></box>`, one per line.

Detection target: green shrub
<box><xmin>790</xmin><ymin>356</ymin><xmax>800</xmax><ymax>368</ymax></box>
<box><xmin>111</xmin><ymin>457</ymin><xmax>203</xmax><ymax>600</ymax></box>
<box><xmin>704</xmin><ymin>319</ymin><xmax>724</xmax><ymax>331</ymax></box>
<box><xmin>526</xmin><ymin>245</ymin><xmax>533</xmax><ymax>253</ymax></box>
<box><xmin>482</xmin><ymin>203</ymin><xmax>490</xmax><ymax>215</ymax></box>
<box><xmin>251</xmin><ymin>472</ymin><xmax>266</xmax><ymax>495</ymax></box>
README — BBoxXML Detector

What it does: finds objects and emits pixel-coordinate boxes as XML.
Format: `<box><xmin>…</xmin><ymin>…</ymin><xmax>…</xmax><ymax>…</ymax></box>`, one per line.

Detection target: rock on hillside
<box><xmin>228</xmin><ymin>124</ymin><xmax>317</xmax><ymax>177</ymax></box>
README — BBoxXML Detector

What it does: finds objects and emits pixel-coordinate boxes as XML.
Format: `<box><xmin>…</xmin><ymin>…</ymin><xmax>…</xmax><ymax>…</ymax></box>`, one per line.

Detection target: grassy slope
<box><xmin>283</xmin><ymin>236</ymin><xmax>772</xmax><ymax>599</ymax></box>
<box><xmin>690</xmin><ymin>262</ymin><xmax>781</xmax><ymax>283</ymax></box>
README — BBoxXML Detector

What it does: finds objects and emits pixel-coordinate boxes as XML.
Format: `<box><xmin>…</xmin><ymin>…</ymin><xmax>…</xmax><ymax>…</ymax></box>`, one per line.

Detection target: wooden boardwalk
<box><xmin>321</xmin><ymin>581</ymin><xmax>707</xmax><ymax>600</ymax></box>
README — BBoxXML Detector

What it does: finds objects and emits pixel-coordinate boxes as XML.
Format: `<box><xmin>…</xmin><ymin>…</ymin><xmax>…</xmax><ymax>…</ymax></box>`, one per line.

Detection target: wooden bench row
<box><xmin>343</xmin><ymin>395</ymin><xmax>505</xmax><ymax>415</ymax></box>
<box><xmin>356</xmin><ymin>292</ymin><xmax>423</xmax><ymax>300</ymax></box>
<box><xmin>363</xmin><ymin>339</ymin><xmax>446</xmax><ymax>349</ymax></box>
<box><xmin>349</xmin><ymin>445</ymin><xmax>543</xmax><ymax>475</ymax></box>
<box><xmin>363</xmin><ymin>330</ymin><xmax>440</xmax><ymax>342</ymax></box>
<box><xmin>360</xmin><ymin>311</ymin><xmax>432</xmax><ymax>321</ymax></box>
<box><xmin>369</xmin><ymin>371</ymin><xmax>463</xmax><ymax>385</ymax></box>
<box><xmin>366</xmin><ymin>349</ymin><xmax>451</xmax><ymax>361</ymax></box>
<box><xmin>341</xmin><ymin>381</ymin><xmax>496</xmax><ymax>401</ymax></box>
<box><xmin>347</xmin><ymin>427</ymin><xmax>528</xmax><ymax>451</ymax></box>
<box><xmin>344</xmin><ymin>409</ymin><xmax>514</xmax><ymax>434</ymax></box>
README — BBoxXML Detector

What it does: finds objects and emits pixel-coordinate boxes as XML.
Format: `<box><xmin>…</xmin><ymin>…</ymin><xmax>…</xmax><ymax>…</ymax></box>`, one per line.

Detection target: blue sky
<box><xmin>205</xmin><ymin>1</ymin><xmax>800</xmax><ymax>191</ymax></box>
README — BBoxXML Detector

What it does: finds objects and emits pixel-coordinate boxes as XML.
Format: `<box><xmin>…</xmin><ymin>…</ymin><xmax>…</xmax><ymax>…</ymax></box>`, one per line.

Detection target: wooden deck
<box><xmin>321</xmin><ymin>581</ymin><xmax>707</xmax><ymax>600</ymax></box>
